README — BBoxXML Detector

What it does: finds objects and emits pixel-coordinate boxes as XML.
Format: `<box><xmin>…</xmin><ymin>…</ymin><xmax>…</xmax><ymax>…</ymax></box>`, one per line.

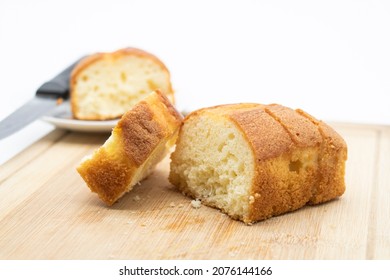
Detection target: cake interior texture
<box><xmin>170</xmin><ymin>113</ymin><xmax>255</xmax><ymax>220</ymax></box>
<box><xmin>73</xmin><ymin>54</ymin><xmax>172</xmax><ymax>120</ymax></box>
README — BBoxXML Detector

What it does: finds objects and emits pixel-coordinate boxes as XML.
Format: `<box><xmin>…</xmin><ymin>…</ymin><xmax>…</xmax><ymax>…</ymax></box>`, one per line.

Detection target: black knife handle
<box><xmin>36</xmin><ymin>57</ymin><xmax>84</xmax><ymax>99</ymax></box>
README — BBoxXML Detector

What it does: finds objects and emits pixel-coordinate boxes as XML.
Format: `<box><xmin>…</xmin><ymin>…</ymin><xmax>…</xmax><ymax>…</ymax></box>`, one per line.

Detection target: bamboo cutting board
<box><xmin>0</xmin><ymin>123</ymin><xmax>389</xmax><ymax>259</ymax></box>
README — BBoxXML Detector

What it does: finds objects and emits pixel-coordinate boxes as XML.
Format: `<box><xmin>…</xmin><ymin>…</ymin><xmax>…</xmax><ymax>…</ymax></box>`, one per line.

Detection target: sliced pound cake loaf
<box><xmin>169</xmin><ymin>104</ymin><xmax>347</xmax><ymax>224</ymax></box>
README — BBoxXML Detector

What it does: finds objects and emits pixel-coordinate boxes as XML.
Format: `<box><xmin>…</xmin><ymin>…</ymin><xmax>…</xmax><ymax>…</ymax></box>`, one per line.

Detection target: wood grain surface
<box><xmin>0</xmin><ymin>123</ymin><xmax>389</xmax><ymax>260</ymax></box>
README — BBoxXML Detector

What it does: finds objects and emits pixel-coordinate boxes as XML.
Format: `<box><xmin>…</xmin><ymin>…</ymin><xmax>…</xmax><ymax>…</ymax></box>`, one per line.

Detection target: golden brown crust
<box><xmin>225</xmin><ymin>105</ymin><xmax>320</xmax><ymax>222</ymax></box>
<box><xmin>77</xmin><ymin>148</ymin><xmax>135</xmax><ymax>205</ymax></box>
<box><xmin>77</xmin><ymin>90</ymin><xmax>183</xmax><ymax>206</ymax></box>
<box><xmin>228</xmin><ymin>106</ymin><xmax>294</xmax><ymax>161</ymax></box>
<box><xmin>117</xmin><ymin>90</ymin><xmax>182</xmax><ymax>167</ymax></box>
<box><xmin>118</xmin><ymin>102</ymin><xmax>165</xmax><ymax>167</ymax></box>
<box><xmin>154</xmin><ymin>89</ymin><xmax>182</xmax><ymax>122</ymax></box>
<box><xmin>296</xmin><ymin>109</ymin><xmax>347</xmax><ymax>204</ymax></box>
<box><xmin>265</xmin><ymin>104</ymin><xmax>322</xmax><ymax>147</ymax></box>
<box><xmin>296</xmin><ymin>109</ymin><xmax>347</xmax><ymax>151</ymax></box>
<box><xmin>70</xmin><ymin>47</ymin><xmax>174</xmax><ymax>120</ymax></box>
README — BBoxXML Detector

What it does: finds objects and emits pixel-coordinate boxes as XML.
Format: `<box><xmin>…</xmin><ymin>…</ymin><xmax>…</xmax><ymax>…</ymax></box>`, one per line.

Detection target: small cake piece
<box><xmin>77</xmin><ymin>90</ymin><xmax>183</xmax><ymax>205</ymax></box>
<box><xmin>169</xmin><ymin>104</ymin><xmax>347</xmax><ymax>224</ymax></box>
<box><xmin>71</xmin><ymin>47</ymin><xmax>174</xmax><ymax>120</ymax></box>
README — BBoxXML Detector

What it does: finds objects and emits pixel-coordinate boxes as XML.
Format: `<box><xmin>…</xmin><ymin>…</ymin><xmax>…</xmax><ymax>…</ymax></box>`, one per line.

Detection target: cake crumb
<box><xmin>141</xmin><ymin>223</ymin><xmax>147</xmax><ymax>227</ymax></box>
<box><xmin>191</xmin><ymin>199</ymin><xmax>202</xmax><ymax>209</ymax></box>
<box><xmin>229</xmin><ymin>251</ymin><xmax>238</xmax><ymax>257</ymax></box>
<box><xmin>178</xmin><ymin>203</ymin><xmax>184</xmax><ymax>208</ymax></box>
<box><xmin>169</xmin><ymin>202</ymin><xmax>176</xmax><ymax>208</ymax></box>
<box><xmin>249</xmin><ymin>195</ymin><xmax>255</xmax><ymax>204</ymax></box>
<box><xmin>133</xmin><ymin>195</ymin><xmax>141</xmax><ymax>202</ymax></box>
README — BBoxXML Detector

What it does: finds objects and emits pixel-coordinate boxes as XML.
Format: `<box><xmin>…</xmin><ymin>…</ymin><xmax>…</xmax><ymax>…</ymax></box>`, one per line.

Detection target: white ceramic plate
<box><xmin>41</xmin><ymin>102</ymin><xmax>118</xmax><ymax>132</ymax></box>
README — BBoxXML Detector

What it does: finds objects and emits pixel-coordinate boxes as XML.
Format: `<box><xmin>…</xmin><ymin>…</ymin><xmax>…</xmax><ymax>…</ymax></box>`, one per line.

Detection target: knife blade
<box><xmin>0</xmin><ymin>58</ymin><xmax>82</xmax><ymax>140</ymax></box>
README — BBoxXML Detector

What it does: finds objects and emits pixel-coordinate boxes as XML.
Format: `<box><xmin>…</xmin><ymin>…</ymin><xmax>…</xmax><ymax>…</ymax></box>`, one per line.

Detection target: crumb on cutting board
<box><xmin>191</xmin><ymin>199</ymin><xmax>201</xmax><ymax>209</ymax></box>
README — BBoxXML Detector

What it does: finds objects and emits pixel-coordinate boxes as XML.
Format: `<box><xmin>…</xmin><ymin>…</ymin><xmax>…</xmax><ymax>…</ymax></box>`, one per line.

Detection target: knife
<box><xmin>0</xmin><ymin>58</ymin><xmax>82</xmax><ymax>140</ymax></box>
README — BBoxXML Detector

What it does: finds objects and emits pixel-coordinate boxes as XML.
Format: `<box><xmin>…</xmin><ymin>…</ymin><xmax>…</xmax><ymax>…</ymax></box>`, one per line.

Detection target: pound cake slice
<box><xmin>71</xmin><ymin>47</ymin><xmax>174</xmax><ymax>120</ymax></box>
<box><xmin>77</xmin><ymin>90</ymin><xmax>183</xmax><ymax>206</ymax></box>
<box><xmin>169</xmin><ymin>104</ymin><xmax>347</xmax><ymax>224</ymax></box>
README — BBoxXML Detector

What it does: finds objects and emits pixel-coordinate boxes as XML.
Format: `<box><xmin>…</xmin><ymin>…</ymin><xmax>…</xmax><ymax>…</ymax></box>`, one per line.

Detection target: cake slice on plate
<box><xmin>71</xmin><ymin>47</ymin><xmax>174</xmax><ymax>120</ymax></box>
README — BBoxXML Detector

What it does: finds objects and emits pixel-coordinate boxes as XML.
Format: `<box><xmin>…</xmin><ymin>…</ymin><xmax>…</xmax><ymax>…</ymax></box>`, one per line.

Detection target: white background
<box><xmin>1</xmin><ymin>0</ymin><xmax>390</xmax><ymax>163</ymax></box>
